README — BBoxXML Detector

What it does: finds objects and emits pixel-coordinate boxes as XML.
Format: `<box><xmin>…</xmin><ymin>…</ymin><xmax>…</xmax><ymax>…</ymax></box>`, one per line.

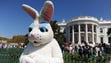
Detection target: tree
<box><xmin>107</xmin><ymin>28</ymin><xmax>111</xmax><ymax>43</ymax></box>
<box><xmin>50</xmin><ymin>20</ymin><xmax>65</xmax><ymax>46</ymax></box>
<box><xmin>12</xmin><ymin>35</ymin><xmax>28</xmax><ymax>46</ymax></box>
<box><xmin>0</xmin><ymin>36</ymin><xmax>9</xmax><ymax>40</ymax></box>
<box><xmin>107</xmin><ymin>28</ymin><xmax>111</xmax><ymax>35</ymax></box>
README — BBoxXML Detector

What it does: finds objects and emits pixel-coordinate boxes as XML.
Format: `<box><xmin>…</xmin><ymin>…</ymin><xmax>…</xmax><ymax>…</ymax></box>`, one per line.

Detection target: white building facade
<box><xmin>58</xmin><ymin>16</ymin><xmax>111</xmax><ymax>47</ymax></box>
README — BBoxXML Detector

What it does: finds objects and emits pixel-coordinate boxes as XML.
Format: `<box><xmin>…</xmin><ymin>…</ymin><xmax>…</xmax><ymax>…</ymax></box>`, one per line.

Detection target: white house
<box><xmin>58</xmin><ymin>16</ymin><xmax>111</xmax><ymax>47</ymax></box>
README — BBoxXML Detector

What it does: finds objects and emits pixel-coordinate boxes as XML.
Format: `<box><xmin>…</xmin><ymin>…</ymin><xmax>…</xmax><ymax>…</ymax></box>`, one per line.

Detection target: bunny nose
<box><xmin>30</xmin><ymin>33</ymin><xmax>35</xmax><ymax>37</ymax></box>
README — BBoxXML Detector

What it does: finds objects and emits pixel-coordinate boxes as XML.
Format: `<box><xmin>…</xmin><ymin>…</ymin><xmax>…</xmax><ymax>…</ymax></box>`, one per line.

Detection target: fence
<box><xmin>0</xmin><ymin>48</ymin><xmax>111</xmax><ymax>63</ymax></box>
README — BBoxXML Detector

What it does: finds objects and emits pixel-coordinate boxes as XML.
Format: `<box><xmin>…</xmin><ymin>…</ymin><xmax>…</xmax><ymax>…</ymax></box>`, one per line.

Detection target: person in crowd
<box><xmin>78</xmin><ymin>45</ymin><xmax>83</xmax><ymax>57</ymax></box>
<box><xmin>75</xmin><ymin>45</ymin><xmax>78</xmax><ymax>52</ymax></box>
<box><xmin>61</xmin><ymin>45</ymin><xmax>65</xmax><ymax>53</ymax></box>
<box><xmin>69</xmin><ymin>45</ymin><xmax>72</xmax><ymax>53</ymax></box>
<box><xmin>0</xmin><ymin>43</ymin><xmax>2</xmax><ymax>48</ymax></box>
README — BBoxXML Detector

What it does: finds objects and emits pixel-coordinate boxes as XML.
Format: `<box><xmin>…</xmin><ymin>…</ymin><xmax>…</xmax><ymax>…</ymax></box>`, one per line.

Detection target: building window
<box><xmin>70</xmin><ymin>26</ymin><xmax>72</xmax><ymax>33</ymax></box>
<box><xmin>107</xmin><ymin>28</ymin><xmax>111</xmax><ymax>35</ymax></box>
<box><xmin>70</xmin><ymin>34</ymin><xmax>72</xmax><ymax>42</ymax></box>
<box><xmin>74</xmin><ymin>25</ymin><xmax>78</xmax><ymax>32</ymax></box>
<box><xmin>100</xmin><ymin>28</ymin><xmax>103</xmax><ymax>33</ymax></box>
<box><xmin>100</xmin><ymin>37</ymin><xmax>103</xmax><ymax>43</ymax></box>
<box><xmin>88</xmin><ymin>24</ymin><xmax>92</xmax><ymax>32</ymax></box>
<box><xmin>108</xmin><ymin>37</ymin><xmax>111</xmax><ymax>43</ymax></box>
<box><xmin>94</xmin><ymin>25</ymin><xmax>96</xmax><ymax>32</ymax></box>
<box><xmin>94</xmin><ymin>34</ymin><xmax>96</xmax><ymax>43</ymax></box>
<box><xmin>88</xmin><ymin>34</ymin><xmax>92</xmax><ymax>42</ymax></box>
<box><xmin>63</xmin><ymin>29</ymin><xmax>66</xmax><ymax>34</ymax></box>
<box><xmin>81</xmin><ymin>24</ymin><xmax>85</xmax><ymax>32</ymax></box>
<box><xmin>81</xmin><ymin>34</ymin><xmax>85</xmax><ymax>43</ymax></box>
<box><xmin>75</xmin><ymin>34</ymin><xmax>78</xmax><ymax>43</ymax></box>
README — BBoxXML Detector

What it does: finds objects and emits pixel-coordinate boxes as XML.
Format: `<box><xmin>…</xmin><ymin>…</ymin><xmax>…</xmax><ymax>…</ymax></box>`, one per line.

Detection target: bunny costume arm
<box><xmin>50</xmin><ymin>39</ymin><xmax>64</xmax><ymax>63</ymax></box>
<box><xmin>19</xmin><ymin>55</ymin><xmax>35</xmax><ymax>63</ymax></box>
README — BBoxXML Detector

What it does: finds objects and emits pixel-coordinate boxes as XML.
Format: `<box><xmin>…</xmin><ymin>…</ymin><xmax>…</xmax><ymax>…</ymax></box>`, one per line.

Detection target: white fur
<box><xmin>19</xmin><ymin>1</ymin><xmax>63</xmax><ymax>63</ymax></box>
<box><xmin>19</xmin><ymin>39</ymin><xmax>63</xmax><ymax>63</ymax></box>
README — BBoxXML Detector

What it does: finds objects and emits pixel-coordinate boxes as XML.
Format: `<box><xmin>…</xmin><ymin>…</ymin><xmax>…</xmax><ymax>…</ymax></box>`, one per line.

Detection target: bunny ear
<box><xmin>22</xmin><ymin>4</ymin><xmax>39</xmax><ymax>20</ymax></box>
<box><xmin>40</xmin><ymin>1</ymin><xmax>54</xmax><ymax>22</ymax></box>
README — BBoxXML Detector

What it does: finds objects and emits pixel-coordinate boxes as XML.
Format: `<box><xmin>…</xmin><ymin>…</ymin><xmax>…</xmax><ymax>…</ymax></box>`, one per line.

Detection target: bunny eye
<box><xmin>39</xmin><ymin>27</ymin><xmax>48</xmax><ymax>32</ymax></box>
<box><xmin>29</xmin><ymin>27</ymin><xmax>32</xmax><ymax>32</ymax></box>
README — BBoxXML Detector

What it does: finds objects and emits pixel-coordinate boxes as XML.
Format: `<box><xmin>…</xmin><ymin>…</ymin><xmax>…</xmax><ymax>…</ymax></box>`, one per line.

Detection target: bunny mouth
<box><xmin>32</xmin><ymin>41</ymin><xmax>42</xmax><ymax>46</ymax></box>
<box><xmin>33</xmin><ymin>41</ymin><xmax>40</xmax><ymax>44</ymax></box>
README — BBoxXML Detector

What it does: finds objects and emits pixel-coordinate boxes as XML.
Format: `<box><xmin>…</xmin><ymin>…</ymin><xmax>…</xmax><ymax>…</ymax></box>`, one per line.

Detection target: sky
<box><xmin>0</xmin><ymin>0</ymin><xmax>111</xmax><ymax>38</ymax></box>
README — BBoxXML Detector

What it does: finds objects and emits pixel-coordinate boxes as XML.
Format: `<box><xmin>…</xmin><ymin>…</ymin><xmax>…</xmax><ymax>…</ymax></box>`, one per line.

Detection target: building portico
<box><xmin>67</xmin><ymin>24</ymin><xmax>98</xmax><ymax>47</ymax></box>
<box><xmin>58</xmin><ymin>16</ymin><xmax>111</xmax><ymax>47</ymax></box>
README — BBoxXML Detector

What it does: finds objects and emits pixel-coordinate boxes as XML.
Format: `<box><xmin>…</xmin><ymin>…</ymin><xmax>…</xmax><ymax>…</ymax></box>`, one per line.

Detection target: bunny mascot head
<box><xmin>22</xmin><ymin>1</ymin><xmax>54</xmax><ymax>46</ymax></box>
<box><xmin>19</xmin><ymin>0</ymin><xmax>64</xmax><ymax>63</ymax></box>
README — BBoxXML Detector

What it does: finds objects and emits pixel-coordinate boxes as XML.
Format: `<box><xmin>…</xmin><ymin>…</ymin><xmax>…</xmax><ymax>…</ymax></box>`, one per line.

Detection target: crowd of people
<box><xmin>61</xmin><ymin>42</ymin><xmax>110</xmax><ymax>58</ymax></box>
<box><xmin>0</xmin><ymin>43</ymin><xmax>24</xmax><ymax>48</ymax></box>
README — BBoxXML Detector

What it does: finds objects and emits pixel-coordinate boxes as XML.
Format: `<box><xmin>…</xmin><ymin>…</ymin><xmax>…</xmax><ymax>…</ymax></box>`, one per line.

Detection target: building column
<box><xmin>78</xmin><ymin>24</ymin><xmax>81</xmax><ymax>44</ymax></box>
<box><xmin>66</xmin><ymin>27</ymin><xmax>67</xmax><ymax>42</ymax></box>
<box><xmin>96</xmin><ymin>25</ymin><xmax>98</xmax><ymax>44</ymax></box>
<box><xmin>69</xmin><ymin>27</ymin><xmax>70</xmax><ymax>42</ymax></box>
<box><xmin>92</xmin><ymin>24</ymin><xmax>94</xmax><ymax>44</ymax></box>
<box><xmin>72</xmin><ymin>26</ymin><xmax>74</xmax><ymax>44</ymax></box>
<box><xmin>97</xmin><ymin>27</ymin><xmax>100</xmax><ymax>43</ymax></box>
<box><xmin>85</xmin><ymin>24</ymin><xmax>88</xmax><ymax>43</ymax></box>
<box><xmin>104</xmin><ymin>27</ymin><xmax>109</xmax><ymax>44</ymax></box>
<box><xmin>67</xmin><ymin>26</ymin><xmax>70</xmax><ymax>42</ymax></box>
